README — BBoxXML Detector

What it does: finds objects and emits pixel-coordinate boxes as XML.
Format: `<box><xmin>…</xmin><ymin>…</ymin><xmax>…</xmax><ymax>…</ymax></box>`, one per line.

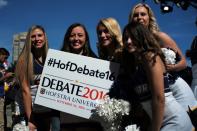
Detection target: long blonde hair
<box><xmin>128</xmin><ymin>3</ymin><xmax>160</xmax><ymax>34</ymax></box>
<box><xmin>15</xmin><ymin>25</ymin><xmax>48</xmax><ymax>86</ymax></box>
<box><xmin>97</xmin><ymin>17</ymin><xmax>123</xmax><ymax>60</ymax></box>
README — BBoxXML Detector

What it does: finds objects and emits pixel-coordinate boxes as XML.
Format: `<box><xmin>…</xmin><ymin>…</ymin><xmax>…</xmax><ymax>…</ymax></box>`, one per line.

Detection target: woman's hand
<box><xmin>28</xmin><ymin>121</ymin><xmax>37</xmax><ymax>131</ymax></box>
<box><xmin>4</xmin><ymin>72</ymin><xmax>14</xmax><ymax>78</ymax></box>
<box><xmin>166</xmin><ymin>64</ymin><xmax>176</xmax><ymax>72</ymax></box>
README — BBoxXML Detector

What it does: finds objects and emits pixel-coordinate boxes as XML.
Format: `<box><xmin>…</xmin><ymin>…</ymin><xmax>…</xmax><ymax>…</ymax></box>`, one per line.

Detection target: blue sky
<box><xmin>0</xmin><ymin>0</ymin><xmax>196</xmax><ymax>65</ymax></box>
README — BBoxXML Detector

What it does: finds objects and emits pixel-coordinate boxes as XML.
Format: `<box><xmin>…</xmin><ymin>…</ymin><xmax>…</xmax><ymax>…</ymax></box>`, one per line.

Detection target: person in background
<box><xmin>186</xmin><ymin>19</ymin><xmax>197</xmax><ymax>129</ymax></box>
<box><xmin>128</xmin><ymin>3</ymin><xmax>197</xmax><ymax>111</ymax></box>
<box><xmin>96</xmin><ymin>17</ymin><xmax>123</xmax><ymax>62</ymax></box>
<box><xmin>121</xmin><ymin>22</ymin><xmax>193</xmax><ymax>131</ymax></box>
<box><xmin>186</xmin><ymin>18</ymin><xmax>197</xmax><ymax>99</ymax></box>
<box><xmin>0</xmin><ymin>48</ymin><xmax>13</xmax><ymax>130</ymax></box>
<box><xmin>60</xmin><ymin>23</ymin><xmax>102</xmax><ymax>131</ymax></box>
<box><xmin>15</xmin><ymin>25</ymin><xmax>60</xmax><ymax>131</ymax></box>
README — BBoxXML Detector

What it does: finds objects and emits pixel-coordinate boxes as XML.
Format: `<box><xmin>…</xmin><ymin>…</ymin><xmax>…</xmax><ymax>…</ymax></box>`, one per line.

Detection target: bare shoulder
<box><xmin>144</xmin><ymin>52</ymin><xmax>165</xmax><ymax>70</ymax></box>
<box><xmin>157</xmin><ymin>31</ymin><xmax>177</xmax><ymax>49</ymax></box>
<box><xmin>157</xmin><ymin>32</ymin><xmax>171</xmax><ymax>40</ymax></box>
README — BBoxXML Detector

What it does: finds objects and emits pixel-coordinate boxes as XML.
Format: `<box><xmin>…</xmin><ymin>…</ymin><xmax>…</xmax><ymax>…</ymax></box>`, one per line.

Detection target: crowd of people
<box><xmin>0</xmin><ymin>2</ymin><xmax>197</xmax><ymax>131</ymax></box>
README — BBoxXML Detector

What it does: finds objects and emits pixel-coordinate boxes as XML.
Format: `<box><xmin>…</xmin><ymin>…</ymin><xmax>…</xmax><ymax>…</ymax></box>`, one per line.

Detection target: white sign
<box><xmin>35</xmin><ymin>49</ymin><xmax>120</xmax><ymax>119</ymax></box>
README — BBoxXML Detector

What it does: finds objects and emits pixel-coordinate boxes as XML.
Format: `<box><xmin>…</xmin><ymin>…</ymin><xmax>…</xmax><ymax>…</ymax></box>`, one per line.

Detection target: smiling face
<box><xmin>97</xmin><ymin>23</ymin><xmax>113</xmax><ymax>47</ymax></box>
<box><xmin>31</xmin><ymin>28</ymin><xmax>46</xmax><ymax>49</ymax></box>
<box><xmin>132</xmin><ymin>6</ymin><xmax>150</xmax><ymax>27</ymax></box>
<box><xmin>69</xmin><ymin>26</ymin><xmax>86</xmax><ymax>53</ymax></box>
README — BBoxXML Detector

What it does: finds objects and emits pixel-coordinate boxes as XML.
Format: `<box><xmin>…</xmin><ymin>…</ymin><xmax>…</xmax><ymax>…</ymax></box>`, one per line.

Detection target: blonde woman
<box><xmin>15</xmin><ymin>25</ymin><xmax>52</xmax><ymax>131</ymax></box>
<box><xmin>96</xmin><ymin>17</ymin><xmax>123</xmax><ymax>62</ymax></box>
<box><xmin>129</xmin><ymin>3</ymin><xmax>197</xmax><ymax>111</ymax></box>
<box><xmin>129</xmin><ymin>3</ymin><xmax>186</xmax><ymax>71</ymax></box>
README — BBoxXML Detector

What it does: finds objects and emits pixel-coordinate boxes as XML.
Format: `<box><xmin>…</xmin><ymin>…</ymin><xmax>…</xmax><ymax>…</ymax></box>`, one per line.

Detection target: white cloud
<box><xmin>0</xmin><ymin>0</ymin><xmax>8</xmax><ymax>8</ymax></box>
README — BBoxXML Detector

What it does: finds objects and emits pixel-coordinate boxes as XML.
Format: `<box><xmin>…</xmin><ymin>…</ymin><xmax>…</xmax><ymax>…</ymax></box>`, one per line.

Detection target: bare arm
<box><xmin>20</xmin><ymin>77</ymin><xmax>38</xmax><ymax>130</ymax></box>
<box><xmin>145</xmin><ymin>55</ymin><xmax>165</xmax><ymax>131</ymax></box>
<box><xmin>20</xmin><ymin>77</ymin><xmax>32</xmax><ymax>120</ymax></box>
<box><xmin>157</xmin><ymin>32</ymin><xmax>187</xmax><ymax>71</ymax></box>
